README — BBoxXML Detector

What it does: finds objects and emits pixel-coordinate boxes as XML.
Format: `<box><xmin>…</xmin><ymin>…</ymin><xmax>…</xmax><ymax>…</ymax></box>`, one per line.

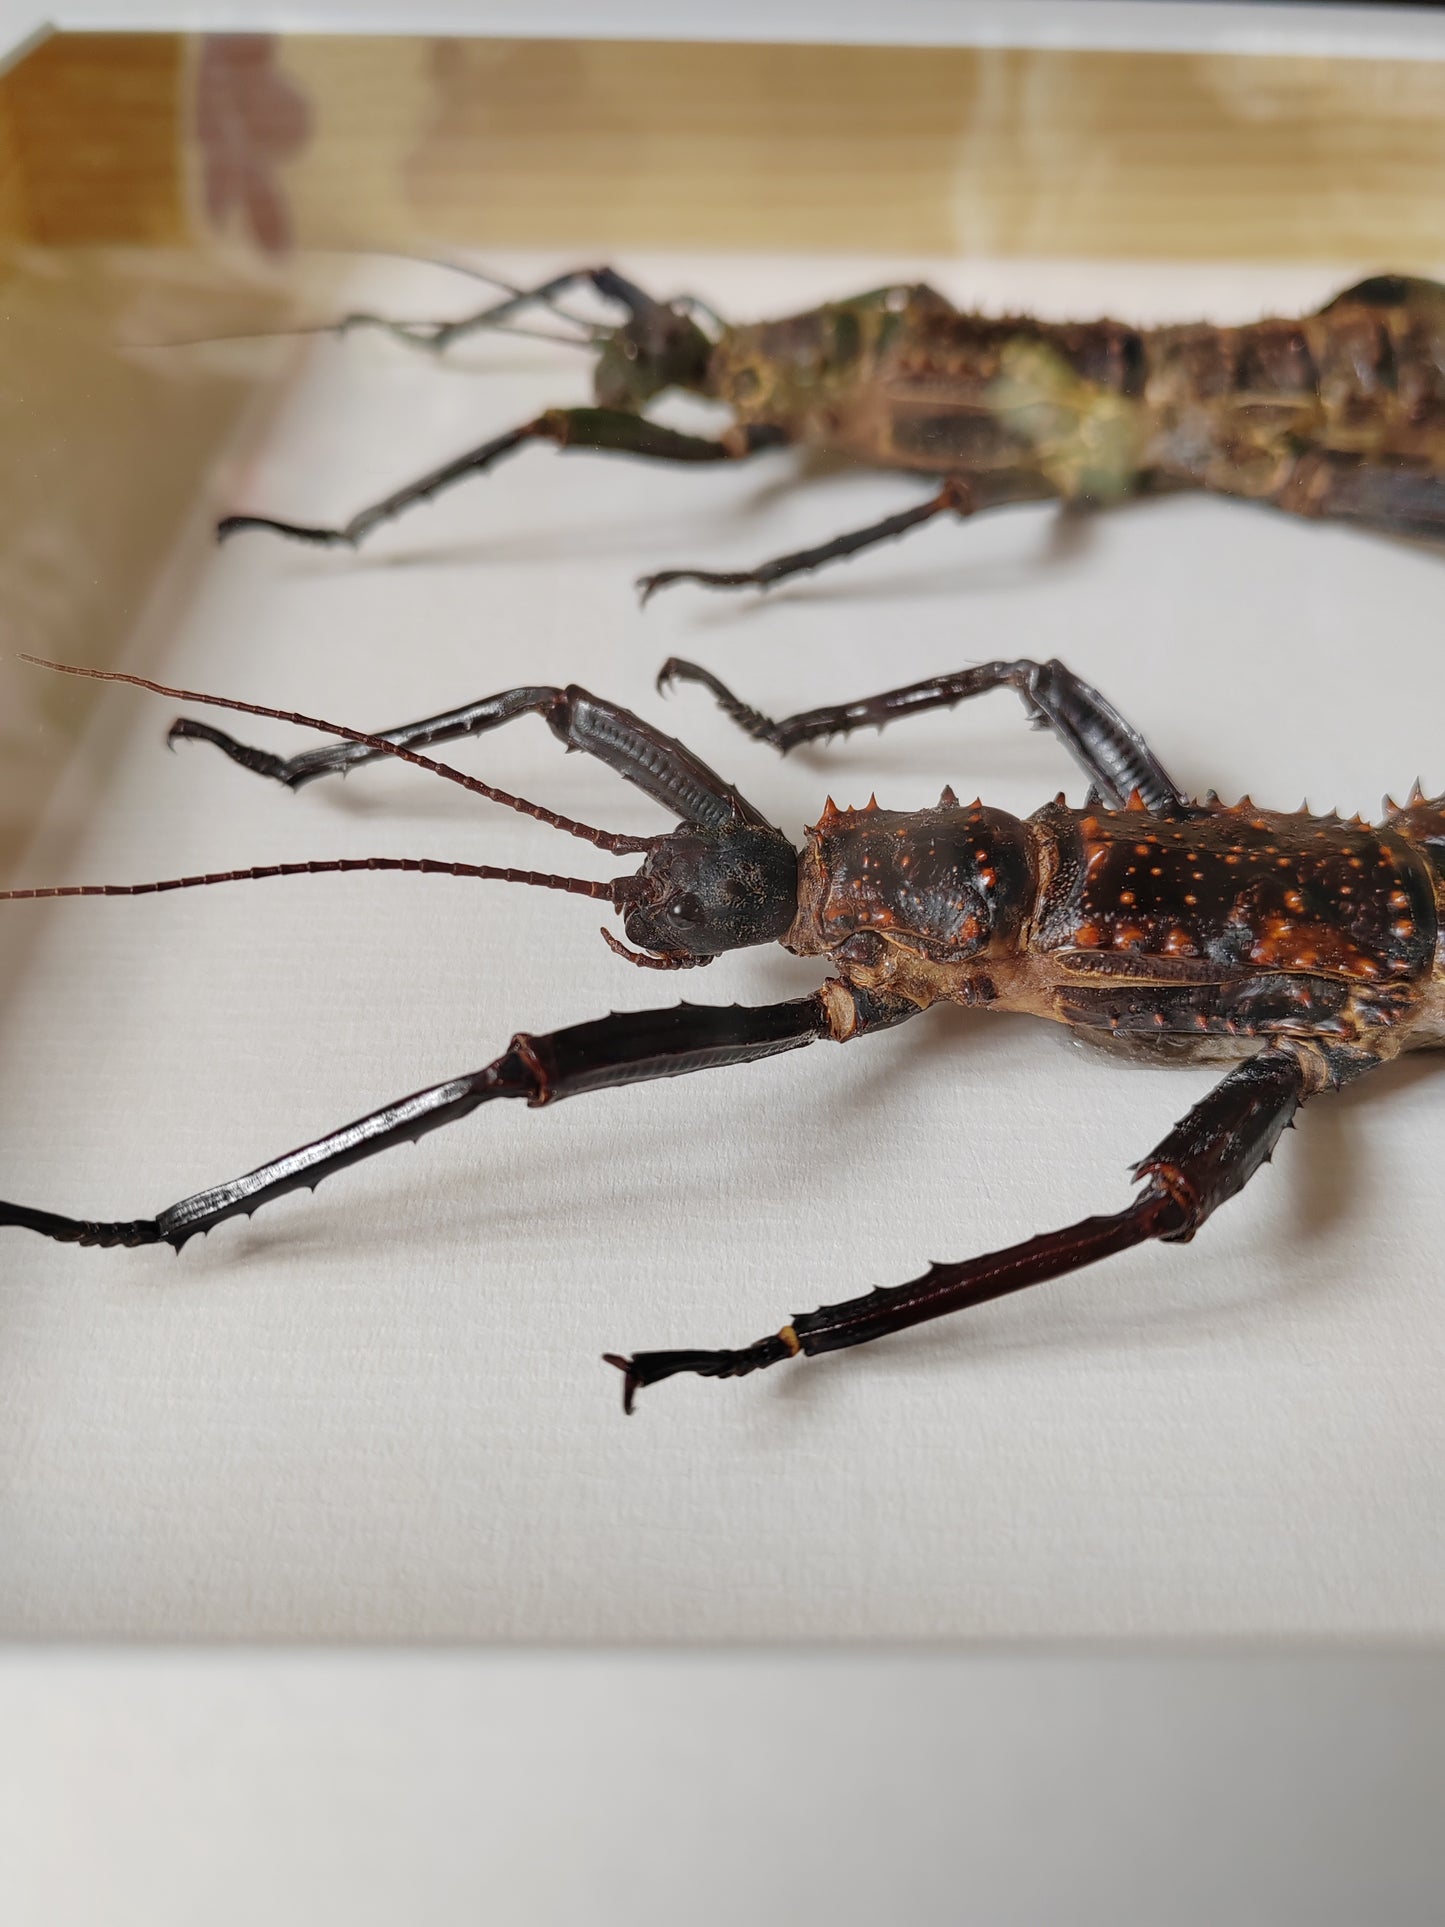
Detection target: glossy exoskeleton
<box><xmin>5</xmin><ymin>653</ymin><xmax>1445</xmax><ymax>1411</ymax></box>
<box><xmin>216</xmin><ymin>267</ymin><xmax>1445</xmax><ymax>597</ymax></box>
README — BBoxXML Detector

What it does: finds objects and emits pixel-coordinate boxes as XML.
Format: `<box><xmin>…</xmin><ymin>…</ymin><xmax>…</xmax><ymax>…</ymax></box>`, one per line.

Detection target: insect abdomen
<box><xmin>1383</xmin><ymin>792</ymin><xmax>1445</xmax><ymax>972</ymax></box>
<box><xmin>1143</xmin><ymin>278</ymin><xmax>1445</xmax><ymax>492</ymax></box>
<box><xmin>1035</xmin><ymin>802</ymin><xmax>1437</xmax><ymax>990</ymax></box>
<box><xmin>871</xmin><ymin>314</ymin><xmax>1149</xmax><ymax>495</ymax></box>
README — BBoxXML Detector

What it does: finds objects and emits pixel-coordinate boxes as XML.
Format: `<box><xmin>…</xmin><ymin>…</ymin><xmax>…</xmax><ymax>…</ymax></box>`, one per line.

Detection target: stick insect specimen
<box><xmin>4</xmin><ymin>653</ymin><xmax>1444</xmax><ymax>1411</ymax></box>
<box><xmin>215</xmin><ymin>267</ymin><xmax>1445</xmax><ymax>596</ymax></box>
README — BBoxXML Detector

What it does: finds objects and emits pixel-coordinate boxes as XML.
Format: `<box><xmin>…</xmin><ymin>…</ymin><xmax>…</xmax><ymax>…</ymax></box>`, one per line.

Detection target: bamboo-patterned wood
<box><xmin>2</xmin><ymin>32</ymin><xmax>1445</xmax><ymax>261</ymax></box>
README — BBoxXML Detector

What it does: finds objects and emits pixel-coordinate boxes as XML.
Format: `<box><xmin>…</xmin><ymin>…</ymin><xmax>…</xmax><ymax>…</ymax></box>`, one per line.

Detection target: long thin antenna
<box><xmin>149</xmin><ymin>251</ymin><xmax>606</xmax><ymax>349</ymax></box>
<box><xmin>153</xmin><ymin>316</ymin><xmax>600</xmax><ymax>351</ymax></box>
<box><xmin>21</xmin><ymin>658</ymin><xmax>658</xmax><ymax>857</ymax></box>
<box><xmin>329</xmin><ymin>250</ymin><xmax>606</xmax><ymax>333</ymax></box>
<box><xmin>336</xmin><ymin>252</ymin><xmax>532</xmax><ymax>296</ymax></box>
<box><xmin>0</xmin><ymin>857</ymin><xmax>620</xmax><ymax>904</ymax></box>
<box><xmin>275</xmin><ymin>248</ymin><xmax>535</xmax><ymax>299</ymax></box>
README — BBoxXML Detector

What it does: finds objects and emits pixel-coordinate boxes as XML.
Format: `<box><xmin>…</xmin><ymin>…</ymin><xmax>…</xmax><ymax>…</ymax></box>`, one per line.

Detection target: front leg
<box><xmin>0</xmin><ymin>987</ymin><xmax>918</xmax><ymax>1252</ymax></box>
<box><xmin>608</xmin><ymin>1042</ymin><xmax>1340</xmax><ymax>1409</ymax></box>
<box><xmin>171</xmin><ymin>680</ymin><xmax>772</xmax><ymax>833</ymax></box>
<box><xmin>217</xmin><ymin>410</ymin><xmax>786</xmax><ymax>549</ymax></box>
<box><xmin>660</xmin><ymin>655</ymin><xmax>1188</xmax><ymax>817</ymax></box>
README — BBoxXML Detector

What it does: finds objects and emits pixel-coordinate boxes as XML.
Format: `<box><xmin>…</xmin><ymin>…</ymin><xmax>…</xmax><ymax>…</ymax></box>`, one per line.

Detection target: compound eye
<box><xmin>668</xmin><ymin>892</ymin><xmax>706</xmax><ymax>927</ymax></box>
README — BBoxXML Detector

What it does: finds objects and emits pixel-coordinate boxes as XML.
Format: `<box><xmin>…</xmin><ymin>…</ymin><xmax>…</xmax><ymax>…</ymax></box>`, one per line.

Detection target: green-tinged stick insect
<box><xmin>6</xmin><ymin>652</ymin><xmax>1445</xmax><ymax>1410</ymax></box>
<box><xmin>214</xmin><ymin>267</ymin><xmax>1445</xmax><ymax>597</ymax></box>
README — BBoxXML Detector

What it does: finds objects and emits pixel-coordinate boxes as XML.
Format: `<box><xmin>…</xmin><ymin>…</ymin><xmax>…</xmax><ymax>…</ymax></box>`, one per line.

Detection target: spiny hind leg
<box><xmin>0</xmin><ymin>994</ymin><xmax>885</xmax><ymax>1252</ymax></box>
<box><xmin>609</xmin><ymin>1043</ymin><xmax>1347</xmax><ymax>1408</ymax></box>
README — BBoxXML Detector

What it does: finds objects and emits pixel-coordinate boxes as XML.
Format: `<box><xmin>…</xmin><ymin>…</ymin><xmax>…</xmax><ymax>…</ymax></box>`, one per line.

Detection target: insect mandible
<box><xmin>4</xmin><ymin>651</ymin><xmax>1444</xmax><ymax>1411</ymax></box>
<box><xmin>214</xmin><ymin>266</ymin><xmax>1445</xmax><ymax>597</ymax></box>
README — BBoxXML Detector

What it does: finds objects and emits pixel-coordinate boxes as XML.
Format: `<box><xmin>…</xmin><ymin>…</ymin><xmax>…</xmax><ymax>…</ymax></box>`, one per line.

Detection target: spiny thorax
<box><xmin>785</xmin><ymin>793</ymin><xmax>1036</xmax><ymax>1002</ymax></box>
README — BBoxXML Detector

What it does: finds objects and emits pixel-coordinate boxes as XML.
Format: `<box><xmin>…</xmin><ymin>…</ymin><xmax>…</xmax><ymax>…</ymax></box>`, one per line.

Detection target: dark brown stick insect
<box><xmin>5</xmin><ymin>652</ymin><xmax>1445</xmax><ymax>1411</ymax></box>
<box><xmin>214</xmin><ymin>267</ymin><xmax>1445</xmax><ymax>596</ymax></box>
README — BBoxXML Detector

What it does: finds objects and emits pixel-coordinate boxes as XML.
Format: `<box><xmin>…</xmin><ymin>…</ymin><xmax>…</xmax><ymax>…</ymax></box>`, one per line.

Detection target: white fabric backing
<box><xmin>2</xmin><ymin>255</ymin><xmax>1442</xmax><ymax>1638</ymax></box>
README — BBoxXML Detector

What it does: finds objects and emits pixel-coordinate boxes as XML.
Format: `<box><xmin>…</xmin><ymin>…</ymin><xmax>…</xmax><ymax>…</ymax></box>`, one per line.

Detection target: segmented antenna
<box><xmin>154</xmin><ymin>317</ymin><xmax>600</xmax><ymax>350</ymax></box>
<box><xmin>21</xmin><ymin>658</ymin><xmax>658</xmax><ymax>856</ymax></box>
<box><xmin>149</xmin><ymin>251</ymin><xmax>605</xmax><ymax>349</ymax></box>
<box><xmin>0</xmin><ymin>858</ymin><xmax>623</xmax><ymax>905</ymax></box>
<box><xmin>318</xmin><ymin>249</ymin><xmax>607</xmax><ymax>335</ymax></box>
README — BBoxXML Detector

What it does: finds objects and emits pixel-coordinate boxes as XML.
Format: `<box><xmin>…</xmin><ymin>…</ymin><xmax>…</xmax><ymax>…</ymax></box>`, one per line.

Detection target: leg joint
<box><xmin>508</xmin><ymin>1033</ymin><xmax>553</xmax><ymax>1105</ymax></box>
<box><xmin>819</xmin><ymin>979</ymin><xmax>924</xmax><ymax>1043</ymax></box>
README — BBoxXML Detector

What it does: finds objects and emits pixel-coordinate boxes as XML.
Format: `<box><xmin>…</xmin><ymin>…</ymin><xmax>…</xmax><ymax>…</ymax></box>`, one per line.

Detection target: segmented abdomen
<box><xmin>1143</xmin><ymin>277</ymin><xmax>1445</xmax><ymax>492</ymax></box>
<box><xmin>1036</xmin><ymin>799</ymin><xmax>1438</xmax><ymax>990</ymax></box>
<box><xmin>1382</xmin><ymin>792</ymin><xmax>1445</xmax><ymax>979</ymax></box>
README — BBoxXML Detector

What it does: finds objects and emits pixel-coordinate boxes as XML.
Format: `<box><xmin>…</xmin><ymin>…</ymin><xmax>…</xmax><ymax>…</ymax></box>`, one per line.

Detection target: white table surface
<box><xmin>2</xmin><ymin>253</ymin><xmax>1443</xmax><ymax>1642</ymax></box>
<box><xmin>4</xmin><ymin>1646</ymin><xmax>1442</xmax><ymax>1927</ymax></box>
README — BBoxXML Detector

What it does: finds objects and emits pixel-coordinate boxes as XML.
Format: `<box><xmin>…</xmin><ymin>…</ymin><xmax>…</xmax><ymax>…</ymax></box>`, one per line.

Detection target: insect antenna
<box><xmin>0</xmin><ymin>858</ymin><xmax>625</xmax><ymax>905</ymax></box>
<box><xmin>20</xmin><ymin>658</ymin><xmax>659</xmax><ymax>857</ymax></box>
<box><xmin>147</xmin><ymin>252</ymin><xmax>609</xmax><ymax>350</ymax></box>
<box><xmin>348</xmin><ymin>250</ymin><xmax>604</xmax><ymax>333</ymax></box>
<box><xmin>151</xmin><ymin>316</ymin><xmax>603</xmax><ymax>351</ymax></box>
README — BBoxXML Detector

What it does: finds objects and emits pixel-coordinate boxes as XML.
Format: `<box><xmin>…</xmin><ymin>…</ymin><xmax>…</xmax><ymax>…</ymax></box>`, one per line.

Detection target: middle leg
<box><xmin>637</xmin><ymin>476</ymin><xmax>981</xmax><ymax>603</ymax></box>
<box><xmin>660</xmin><ymin>655</ymin><xmax>1188</xmax><ymax>816</ymax></box>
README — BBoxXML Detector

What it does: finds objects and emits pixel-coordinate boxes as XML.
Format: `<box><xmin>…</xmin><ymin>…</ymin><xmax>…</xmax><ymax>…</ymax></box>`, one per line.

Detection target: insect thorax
<box><xmin>787</xmin><ymin>796</ymin><xmax>1035</xmax><ymax>1003</ymax></box>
